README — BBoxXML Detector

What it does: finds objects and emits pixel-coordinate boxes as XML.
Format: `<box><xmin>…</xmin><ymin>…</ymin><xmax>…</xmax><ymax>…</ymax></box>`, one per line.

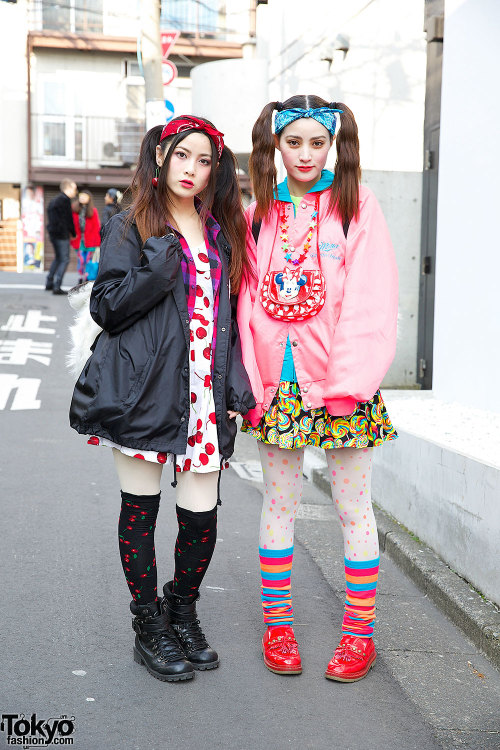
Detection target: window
<box><xmin>41</xmin><ymin>0</ymin><xmax>103</xmax><ymax>34</ymax></box>
<box><xmin>161</xmin><ymin>0</ymin><xmax>223</xmax><ymax>35</ymax></box>
<box><xmin>43</xmin><ymin>121</ymin><xmax>66</xmax><ymax>156</ymax></box>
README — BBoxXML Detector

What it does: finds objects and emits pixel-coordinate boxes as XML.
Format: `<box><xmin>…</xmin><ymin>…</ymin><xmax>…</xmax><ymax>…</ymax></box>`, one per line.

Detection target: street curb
<box><xmin>311</xmin><ymin>465</ymin><xmax>500</xmax><ymax>670</ymax></box>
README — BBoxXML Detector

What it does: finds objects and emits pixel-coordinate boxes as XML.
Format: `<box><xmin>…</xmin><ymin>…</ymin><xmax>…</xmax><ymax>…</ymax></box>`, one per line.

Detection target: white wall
<box><xmin>191</xmin><ymin>59</ymin><xmax>268</xmax><ymax>152</ymax></box>
<box><xmin>432</xmin><ymin>0</ymin><xmax>500</xmax><ymax>411</ymax></box>
<box><xmin>0</xmin><ymin>0</ymin><xmax>28</xmax><ymax>184</ymax></box>
<box><xmin>33</xmin><ymin>51</ymin><xmax>140</xmax><ymax>119</ymax></box>
<box><xmin>102</xmin><ymin>0</ymin><xmax>139</xmax><ymax>37</ymax></box>
<box><xmin>256</xmin><ymin>0</ymin><xmax>427</xmax><ymax>172</ymax></box>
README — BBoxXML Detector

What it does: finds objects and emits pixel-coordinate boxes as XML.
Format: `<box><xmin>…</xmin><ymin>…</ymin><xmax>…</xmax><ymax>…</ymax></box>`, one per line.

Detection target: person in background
<box><xmin>71</xmin><ymin>190</ymin><xmax>101</xmax><ymax>285</ymax></box>
<box><xmin>101</xmin><ymin>188</ymin><xmax>122</xmax><ymax>229</ymax></box>
<box><xmin>46</xmin><ymin>179</ymin><xmax>78</xmax><ymax>295</ymax></box>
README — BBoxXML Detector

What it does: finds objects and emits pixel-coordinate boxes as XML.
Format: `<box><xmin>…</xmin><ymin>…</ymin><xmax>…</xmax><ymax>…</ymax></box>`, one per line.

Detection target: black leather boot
<box><xmin>130</xmin><ymin>600</ymin><xmax>194</xmax><ymax>681</ymax></box>
<box><xmin>161</xmin><ymin>581</ymin><xmax>219</xmax><ymax>670</ymax></box>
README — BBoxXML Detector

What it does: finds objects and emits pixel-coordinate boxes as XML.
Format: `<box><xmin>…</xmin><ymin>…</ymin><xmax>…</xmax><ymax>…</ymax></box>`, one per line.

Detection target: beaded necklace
<box><xmin>280</xmin><ymin>196</ymin><xmax>319</xmax><ymax>266</ymax></box>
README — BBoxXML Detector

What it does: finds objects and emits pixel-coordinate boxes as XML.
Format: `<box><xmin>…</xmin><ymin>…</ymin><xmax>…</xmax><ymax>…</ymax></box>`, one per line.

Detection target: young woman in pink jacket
<box><xmin>237</xmin><ymin>94</ymin><xmax>399</xmax><ymax>681</ymax></box>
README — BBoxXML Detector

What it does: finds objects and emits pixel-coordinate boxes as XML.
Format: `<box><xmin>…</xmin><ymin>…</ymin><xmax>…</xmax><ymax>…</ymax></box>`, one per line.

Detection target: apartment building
<box><xmin>0</xmin><ymin>0</ymin><xmax>255</xmax><ymax>272</ymax></box>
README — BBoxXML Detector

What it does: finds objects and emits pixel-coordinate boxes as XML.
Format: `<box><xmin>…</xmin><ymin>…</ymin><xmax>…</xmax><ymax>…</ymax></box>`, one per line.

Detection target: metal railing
<box><xmin>31</xmin><ymin>113</ymin><xmax>146</xmax><ymax>171</ymax></box>
<box><xmin>28</xmin><ymin>0</ymin><xmax>139</xmax><ymax>36</ymax></box>
<box><xmin>28</xmin><ymin>0</ymin><xmax>235</xmax><ymax>40</ymax></box>
<box><xmin>161</xmin><ymin>0</ymin><xmax>229</xmax><ymax>39</ymax></box>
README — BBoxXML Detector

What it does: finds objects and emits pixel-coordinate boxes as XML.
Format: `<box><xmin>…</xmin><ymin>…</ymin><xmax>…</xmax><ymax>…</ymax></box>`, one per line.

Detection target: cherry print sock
<box><xmin>173</xmin><ymin>504</ymin><xmax>217</xmax><ymax>600</ymax></box>
<box><xmin>257</xmin><ymin>443</ymin><xmax>304</xmax><ymax>627</ymax></box>
<box><xmin>118</xmin><ymin>491</ymin><xmax>160</xmax><ymax>603</ymax></box>
<box><xmin>325</xmin><ymin>447</ymin><xmax>380</xmax><ymax>637</ymax></box>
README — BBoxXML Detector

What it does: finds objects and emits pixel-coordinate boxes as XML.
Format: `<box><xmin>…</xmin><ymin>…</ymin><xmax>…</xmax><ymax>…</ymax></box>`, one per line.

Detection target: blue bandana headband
<box><xmin>274</xmin><ymin>106</ymin><xmax>343</xmax><ymax>136</ymax></box>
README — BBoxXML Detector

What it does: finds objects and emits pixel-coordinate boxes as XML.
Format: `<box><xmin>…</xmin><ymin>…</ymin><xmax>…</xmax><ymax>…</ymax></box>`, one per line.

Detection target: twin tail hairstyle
<box><xmin>249</xmin><ymin>94</ymin><xmax>361</xmax><ymax>225</ymax></box>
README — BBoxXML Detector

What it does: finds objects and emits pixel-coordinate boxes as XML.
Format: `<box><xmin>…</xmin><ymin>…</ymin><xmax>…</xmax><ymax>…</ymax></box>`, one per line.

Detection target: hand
<box><xmin>227</xmin><ymin>410</ymin><xmax>240</xmax><ymax>419</ymax></box>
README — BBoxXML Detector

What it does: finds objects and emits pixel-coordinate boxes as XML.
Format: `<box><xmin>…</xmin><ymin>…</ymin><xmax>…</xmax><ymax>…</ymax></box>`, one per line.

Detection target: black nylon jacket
<box><xmin>69</xmin><ymin>212</ymin><xmax>255</xmax><ymax>459</ymax></box>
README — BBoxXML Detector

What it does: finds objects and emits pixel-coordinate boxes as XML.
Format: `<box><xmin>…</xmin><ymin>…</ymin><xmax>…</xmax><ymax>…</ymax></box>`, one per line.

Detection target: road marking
<box><xmin>1</xmin><ymin>310</ymin><xmax>56</xmax><ymax>334</ymax></box>
<box><xmin>0</xmin><ymin>374</ymin><xmax>41</xmax><ymax>410</ymax></box>
<box><xmin>0</xmin><ymin>284</ymin><xmax>46</xmax><ymax>290</ymax></box>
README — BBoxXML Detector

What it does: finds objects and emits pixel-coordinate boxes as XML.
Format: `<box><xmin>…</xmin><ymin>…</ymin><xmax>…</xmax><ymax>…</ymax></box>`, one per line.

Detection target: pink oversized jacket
<box><xmin>237</xmin><ymin>179</ymin><xmax>398</xmax><ymax>427</ymax></box>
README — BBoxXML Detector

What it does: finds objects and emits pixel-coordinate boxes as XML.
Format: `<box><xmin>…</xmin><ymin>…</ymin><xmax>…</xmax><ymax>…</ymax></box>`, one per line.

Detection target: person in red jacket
<box><xmin>71</xmin><ymin>190</ymin><xmax>101</xmax><ymax>284</ymax></box>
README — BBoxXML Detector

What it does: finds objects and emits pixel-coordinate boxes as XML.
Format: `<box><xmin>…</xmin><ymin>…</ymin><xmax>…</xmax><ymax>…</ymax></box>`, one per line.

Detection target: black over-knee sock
<box><xmin>173</xmin><ymin>505</ymin><xmax>217</xmax><ymax>600</ymax></box>
<box><xmin>118</xmin><ymin>491</ymin><xmax>160</xmax><ymax>603</ymax></box>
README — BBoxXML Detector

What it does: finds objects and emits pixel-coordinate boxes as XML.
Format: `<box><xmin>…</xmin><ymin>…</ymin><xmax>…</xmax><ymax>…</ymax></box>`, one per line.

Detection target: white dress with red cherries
<box><xmin>88</xmin><ymin>241</ymin><xmax>223</xmax><ymax>473</ymax></box>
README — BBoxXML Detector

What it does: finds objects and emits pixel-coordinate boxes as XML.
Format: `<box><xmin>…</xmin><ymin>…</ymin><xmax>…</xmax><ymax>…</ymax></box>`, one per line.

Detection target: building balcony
<box><xmin>29</xmin><ymin>113</ymin><xmax>145</xmax><ymax>186</ymax></box>
<box><xmin>28</xmin><ymin>0</ymin><xmax>140</xmax><ymax>38</ymax></box>
<box><xmin>27</xmin><ymin>0</ymin><xmax>247</xmax><ymax>58</ymax></box>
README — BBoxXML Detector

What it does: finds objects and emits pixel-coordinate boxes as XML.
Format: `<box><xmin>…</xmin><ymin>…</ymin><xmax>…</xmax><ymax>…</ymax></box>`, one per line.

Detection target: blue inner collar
<box><xmin>275</xmin><ymin>169</ymin><xmax>334</xmax><ymax>202</ymax></box>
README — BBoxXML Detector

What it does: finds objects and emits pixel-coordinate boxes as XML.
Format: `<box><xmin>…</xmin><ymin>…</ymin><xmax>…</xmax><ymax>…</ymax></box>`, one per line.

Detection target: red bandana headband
<box><xmin>160</xmin><ymin>116</ymin><xmax>225</xmax><ymax>159</ymax></box>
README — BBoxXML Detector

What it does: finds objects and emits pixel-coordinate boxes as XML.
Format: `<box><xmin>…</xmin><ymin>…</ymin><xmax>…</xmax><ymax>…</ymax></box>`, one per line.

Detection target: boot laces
<box><xmin>175</xmin><ymin>619</ymin><xmax>209</xmax><ymax>651</ymax></box>
<box><xmin>150</xmin><ymin>631</ymin><xmax>185</xmax><ymax>663</ymax></box>
<box><xmin>137</xmin><ymin>614</ymin><xmax>185</xmax><ymax>663</ymax></box>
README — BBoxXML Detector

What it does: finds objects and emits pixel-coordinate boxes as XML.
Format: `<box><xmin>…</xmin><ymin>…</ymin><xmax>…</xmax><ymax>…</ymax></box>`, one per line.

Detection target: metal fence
<box><xmin>28</xmin><ymin>0</ymin><xmax>230</xmax><ymax>38</ymax></box>
<box><xmin>29</xmin><ymin>0</ymin><xmax>107</xmax><ymax>34</ymax></box>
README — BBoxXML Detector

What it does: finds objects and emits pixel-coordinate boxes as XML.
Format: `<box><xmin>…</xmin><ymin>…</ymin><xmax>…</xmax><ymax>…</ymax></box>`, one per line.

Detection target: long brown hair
<box><xmin>249</xmin><ymin>94</ymin><xmax>361</xmax><ymax>225</ymax></box>
<box><xmin>126</xmin><ymin>120</ymin><xmax>249</xmax><ymax>293</ymax></box>
<box><xmin>79</xmin><ymin>189</ymin><xmax>95</xmax><ymax>219</ymax></box>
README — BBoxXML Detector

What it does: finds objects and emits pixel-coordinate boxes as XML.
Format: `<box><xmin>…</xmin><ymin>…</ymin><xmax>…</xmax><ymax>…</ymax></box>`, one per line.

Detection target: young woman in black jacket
<box><xmin>69</xmin><ymin>118</ymin><xmax>255</xmax><ymax>682</ymax></box>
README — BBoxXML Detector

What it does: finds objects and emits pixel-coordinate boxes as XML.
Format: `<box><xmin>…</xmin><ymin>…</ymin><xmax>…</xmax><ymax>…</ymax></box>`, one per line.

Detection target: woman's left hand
<box><xmin>227</xmin><ymin>410</ymin><xmax>240</xmax><ymax>420</ymax></box>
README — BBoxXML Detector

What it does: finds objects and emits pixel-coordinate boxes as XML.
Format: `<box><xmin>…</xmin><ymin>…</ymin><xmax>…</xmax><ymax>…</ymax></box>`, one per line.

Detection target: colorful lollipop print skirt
<box><xmin>241</xmin><ymin>381</ymin><xmax>397</xmax><ymax>450</ymax></box>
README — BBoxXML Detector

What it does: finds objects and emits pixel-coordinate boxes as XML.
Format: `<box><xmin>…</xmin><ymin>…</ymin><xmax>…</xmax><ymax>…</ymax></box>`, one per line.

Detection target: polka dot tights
<box><xmin>258</xmin><ymin>443</ymin><xmax>379</xmax><ymax>630</ymax></box>
<box><xmin>258</xmin><ymin>443</ymin><xmax>304</xmax><ymax>551</ymax></box>
<box><xmin>325</xmin><ymin>446</ymin><xmax>379</xmax><ymax>561</ymax></box>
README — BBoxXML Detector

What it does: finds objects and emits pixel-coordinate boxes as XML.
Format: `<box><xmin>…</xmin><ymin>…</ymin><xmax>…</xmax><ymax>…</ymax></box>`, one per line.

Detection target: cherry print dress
<box><xmin>88</xmin><ymin>241</ymin><xmax>221</xmax><ymax>473</ymax></box>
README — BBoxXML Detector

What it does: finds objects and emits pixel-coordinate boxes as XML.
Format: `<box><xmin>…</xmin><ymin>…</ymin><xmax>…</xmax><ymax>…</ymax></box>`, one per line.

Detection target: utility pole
<box><xmin>140</xmin><ymin>0</ymin><xmax>164</xmax><ymax>130</ymax></box>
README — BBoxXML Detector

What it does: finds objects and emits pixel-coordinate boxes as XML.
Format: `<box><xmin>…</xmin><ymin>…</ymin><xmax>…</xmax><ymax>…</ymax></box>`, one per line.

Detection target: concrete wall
<box><xmin>0</xmin><ymin>0</ymin><xmax>28</xmax><ymax>184</ymax></box>
<box><xmin>363</xmin><ymin>170</ymin><xmax>422</xmax><ymax>387</ymax></box>
<box><xmin>432</xmin><ymin>0</ymin><xmax>500</xmax><ymax>412</ymax></box>
<box><xmin>373</xmin><ymin>427</ymin><xmax>500</xmax><ymax>606</ymax></box>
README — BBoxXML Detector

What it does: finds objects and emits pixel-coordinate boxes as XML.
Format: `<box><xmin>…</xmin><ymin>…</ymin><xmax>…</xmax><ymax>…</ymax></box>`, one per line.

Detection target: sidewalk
<box><xmin>232</xmin><ymin>432</ymin><xmax>500</xmax><ymax>750</ymax></box>
<box><xmin>311</xmin><ymin>461</ymin><xmax>500</xmax><ymax>670</ymax></box>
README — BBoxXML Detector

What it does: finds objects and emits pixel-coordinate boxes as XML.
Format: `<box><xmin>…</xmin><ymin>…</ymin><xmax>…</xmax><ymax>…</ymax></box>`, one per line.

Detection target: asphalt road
<box><xmin>1</xmin><ymin>273</ymin><xmax>499</xmax><ymax>750</ymax></box>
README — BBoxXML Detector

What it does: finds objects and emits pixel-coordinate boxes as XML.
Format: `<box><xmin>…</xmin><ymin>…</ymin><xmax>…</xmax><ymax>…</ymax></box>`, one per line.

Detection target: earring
<box><xmin>152</xmin><ymin>166</ymin><xmax>160</xmax><ymax>188</ymax></box>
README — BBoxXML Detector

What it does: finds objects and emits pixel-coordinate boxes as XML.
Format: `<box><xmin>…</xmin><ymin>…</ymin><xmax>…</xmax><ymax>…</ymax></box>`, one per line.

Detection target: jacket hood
<box><xmin>275</xmin><ymin>169</ymin><xmax>334</xmax><ymax>202</ymax></box>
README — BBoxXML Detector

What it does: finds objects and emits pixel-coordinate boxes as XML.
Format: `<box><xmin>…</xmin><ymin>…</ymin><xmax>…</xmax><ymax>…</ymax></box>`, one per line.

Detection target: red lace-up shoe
<box><xmin>325</xmin><ymin>635</ymin><xmax>376</xmax><ymax>682</ymax></box>
<box><xmin>262</xmin><ymin>626</ymin><xmax>302</xmax><ymax>675</ymax></box>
